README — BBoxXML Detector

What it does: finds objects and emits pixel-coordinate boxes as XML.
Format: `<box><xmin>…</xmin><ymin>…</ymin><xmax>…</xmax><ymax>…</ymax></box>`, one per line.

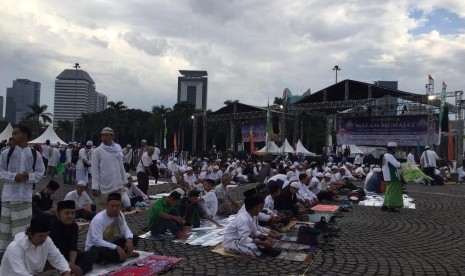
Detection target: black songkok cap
<box><xmin>243</xmin><ymin>188</ymin><xmax>257</xmax><ymax>198</ymax></box>
<box><xmin>107</xmin><ymin>192</ymin><xmax>122</xmax><ymax>202</ymax></box>
<box><xmin>29</xmin><ymin>214</ymin><xmax>51</xmax><ymax>233</ymax></box>
<box><xmin>57</xmin><ymin>200</ymin><xmax>75</xmax><ymax>211</ymax></box>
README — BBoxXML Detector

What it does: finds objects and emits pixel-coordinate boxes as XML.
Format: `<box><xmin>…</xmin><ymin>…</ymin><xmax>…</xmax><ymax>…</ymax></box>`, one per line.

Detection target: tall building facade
<box><xmin>177</xmin><ymin>70</ymin><xmax>208</xmax><ymax>111</ymax></box>
<box><xmin>53</xmin><ymin>69</ymin><xmax>107</xmax><ymax>126</ymax></box>
<box><xmin>5</xmin><ymin>79</ymin><xmax>41</xmax><ymax>123</ymax></box>
<box><xmin>0</xmin><ymin>96</ymin><xmax>3</xmax><ymax>120</ymax></box>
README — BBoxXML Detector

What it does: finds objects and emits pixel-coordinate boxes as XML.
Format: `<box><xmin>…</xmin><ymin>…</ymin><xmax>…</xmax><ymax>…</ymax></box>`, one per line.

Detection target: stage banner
<box><xmin>242</xmin><ymin>123</ymin><xmax>266</xmax><ymax>143</ymax></box>
<box><xmin>336</xmin><ymin>115</ymin><xmax>439</xmax><ymax>146</ymax></box>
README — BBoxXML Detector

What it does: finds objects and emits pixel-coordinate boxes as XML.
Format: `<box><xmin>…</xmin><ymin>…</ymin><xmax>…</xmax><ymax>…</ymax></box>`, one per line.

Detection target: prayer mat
<box><xmin>76</xmin><ymin>221</ymin><xmax>89</xmax><ymax>228</ymax></box>
<box><xmin>123</xmin><ymin>209</ymin><xmax>141</xmax><ymax>216</ymax></box>
<box><xmin>134</xmin><ymin>180</ymin><xmax>169</xmax><ymax>187</ymax></box>
<box><xmin>105</xmin><ymin>254</ymin><xmax>182</xmax><ymax>276</ymax></box>
<box><xmin>311</xmin><ymin>204</ymin><xmax>339</xmax><ymax>212</ymax></box>
<box><xmin>358</xmin><ymin>194</ymin><xmax>415</xmax><ymax>209</ymax></box>
<box><xmin>140</xmin><ymin>216</ymin><xmax>236</xmax><ymax>246</ymax></box>
<box><xmin>211</xmin><ymin>244</ymin><xmax>248</xmax><ymax>259</ymax></box>
<box><xmin>226</xmin><ymin>184</ymin><xmax>238</xmax><ymax>189</ymax></box>
<box><xmin>91</xmin><ymin>250</ymin><xmax>153</xmax><ymax>275</ymax></box>
<box><xmin>149</xmin><ymin>193</ymin><xmax>171</xmax><ymax>200</ymax></box>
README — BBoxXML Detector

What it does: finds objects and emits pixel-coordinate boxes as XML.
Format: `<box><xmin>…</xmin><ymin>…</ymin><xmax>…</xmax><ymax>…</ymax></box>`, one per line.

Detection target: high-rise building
<box><xmin>53</xmin><ymin>69</ymin><xmax>107</xmax><ymax>126</ymax></box>
<box><xmin>0</xmin><ymin>96</ymin><xmax>3</xmax><ymax>120</ymax></box>
<box><xmin>177</xmin><ymin>70</ymin><xmax>208</xmax><ymax>111</ymax></box>
<box><xmin>5</xmin><ymin>79</ymin><xmax>41</xmax><ymax>123</ymax></box>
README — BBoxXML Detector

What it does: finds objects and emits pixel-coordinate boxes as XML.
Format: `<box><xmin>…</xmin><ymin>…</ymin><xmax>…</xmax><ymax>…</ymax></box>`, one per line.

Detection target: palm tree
<box><xmin>56</xmin><ymin>120</ymin><xmax>72</xmax><ymax>142</ymax></box>
<box><xmin>26</xmin><ymin>104</ymin><xmax>53</xmax><ymax>124</ymax></box>
<box><xmin>105</xmin><ymin>101</ymin><xmax>127</xmax><ymax>137</ymax></box>
<box><xmin>224</xmin><ymin>100</ymin><xmax>238</xmax><ymax>106</ymax></box>
<box><xmin>151</xmin><ymin>105</ymin><xmax>172</xmax><ymax>147</ymax></box>
<box><xmin>23</xmin><ymin>104</ymin><xmax>52</xmax><ymax>138</ymax></box>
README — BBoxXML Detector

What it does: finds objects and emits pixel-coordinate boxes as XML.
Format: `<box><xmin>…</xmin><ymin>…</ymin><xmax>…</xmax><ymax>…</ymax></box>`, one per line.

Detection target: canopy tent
<box><xmin>0</xmin><ymin>123</ymin><xmax>13</xmax><ymax>142</ymax></box>
<box><xmin>255</xmin><ymin>141</ymin><xmax>281</xmax><ymax>155</ymax></box>
<box><xmin>29</xmin><ymin>125</ymin><xmax>67</xmax><ymax>146</ymax></box>
<box><xmin>296</xmin><ymin>140</ymin><xmax>317</xmax><ymax>156</ymax></box>
<box><xmin>279</xmin><ymin>139</ymin><xmax>295</xmax><ymax>153</ymax></box>
<box><xmin>342</xmin><ymin>144</ymin><xmax>364</xmax><ymax>157</ymax></box>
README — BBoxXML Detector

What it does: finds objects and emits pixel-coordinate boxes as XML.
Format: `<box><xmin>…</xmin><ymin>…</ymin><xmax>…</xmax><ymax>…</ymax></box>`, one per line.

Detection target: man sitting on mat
<box><xmin>179</xmin><ymin>189</ymin><xmax>222</xmax><ymax>228</ymax></box>
<box><xmin>223</xmin><ymin>194</ymin><xmax>279</xmax><ymax>257</ymax></box>
<box><xmin>84</xmin><ymin>192</ymin><xmax>139</xmax><ymax>264</ymax></box>
<box><xmin>148</xmin><ymin>191</ymin><xmax>191</xmax><ymax>240</ymax></box>
<box><xmin>50</xmin><ymin>200</ymin><xmax>98</xmax><ymax>276</ymax></box>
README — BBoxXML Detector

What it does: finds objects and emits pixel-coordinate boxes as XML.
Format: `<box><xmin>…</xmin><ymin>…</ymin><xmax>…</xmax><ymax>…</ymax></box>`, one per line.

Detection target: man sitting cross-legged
<box><xmin>0</xmin><ymin>214</ymin><xmax>71</xmax><ymax>275</ymax></box>
<box><xmin>50</xmin><ymin>200</ymin><xmax>98</xmax><ymax>276</ymax></box>
<box><xmin>223</xmin><ymin>194</ymin><xmax>278</xmax><ymax>257</ymax></box>
<box><xmin>64</xmin><ymin>180</ymin><xmax>95</xmax><ymax>221</ymax></box>
<box><xmin>179</xmin><ymin>189</ymin><xmax>222</xmax><ymax>228</ymax></box>
<box><xmin>84</xmin><ymin>192</ymin><xmax>139</xmax><ymax>264</ymax></box>
<box><xmin>148</xmin><ymin>191</ymin><xmax>191</xmax><ymax>239</ymax></box>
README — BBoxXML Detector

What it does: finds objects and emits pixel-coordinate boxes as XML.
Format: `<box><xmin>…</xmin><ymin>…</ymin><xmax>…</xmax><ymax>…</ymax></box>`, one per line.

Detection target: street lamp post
<box><xmin>332</xmin><ymin>65</ymin><xmax>341</xmax><ymax>84</ymax></box>
<box><xmin>71</xmin><ymin>63</ymin><xmax>80</xmax><ymax>142</ymax></box>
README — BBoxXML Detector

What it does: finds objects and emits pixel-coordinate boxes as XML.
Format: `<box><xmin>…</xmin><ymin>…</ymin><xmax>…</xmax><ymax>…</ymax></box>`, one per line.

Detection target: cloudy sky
<box><xmin>1</xmin><ymin>0</ymin><xmax>465</xmax><ymax>115</ymax></box>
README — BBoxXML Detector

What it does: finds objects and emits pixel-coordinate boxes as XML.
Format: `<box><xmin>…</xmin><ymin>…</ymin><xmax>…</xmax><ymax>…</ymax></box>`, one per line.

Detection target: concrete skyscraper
<box><xmin>5</xmin><ymin>79</ymin><xmax>41</xmax><ymax>123</ymax></box>
<box><xmin>177</xmin><ymin>70</ymin><xmax>208</xmax><ymax>111</ymax></box>
<box><xmin>53</xmin><ymin>69</ymin><xmax>107</xmax><ymax>126</ymax></box>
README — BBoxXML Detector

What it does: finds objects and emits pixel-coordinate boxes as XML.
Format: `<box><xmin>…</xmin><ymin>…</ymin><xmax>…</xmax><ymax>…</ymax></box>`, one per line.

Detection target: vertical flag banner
<box><xmin>438</xmin><ymin>80</ymin><xmax>447</xmax><ymax>145</ymax></box>
<box><xmin>163</xmin><ymin>117</ymin><xmax>167</xmax><ymax>149</ymax></box>
<box><xmin>448</xmin><ymin>122</ymin><xmax>454</xmax><ymax>160</ymax></box>
<box><xmin>173</xmin><ymin>132</ymin><xmax>177</xmax><ymax>152</ymax></box>
<box><xmin>249</xmin><ymin>126</ymin><xmax>255</xmax><ymax>154</ymax></box>
<box><xmin>265</xmin><ymin>101</ymin><xmax>271</xmax><ymax>153</ymax></box>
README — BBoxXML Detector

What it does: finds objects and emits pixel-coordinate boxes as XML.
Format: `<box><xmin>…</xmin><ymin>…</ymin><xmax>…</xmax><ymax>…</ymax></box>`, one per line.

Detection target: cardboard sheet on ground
<box><xmin>134</xmin><ymin>180</ymin><xmax>170</xmax><ymax>186</ymax></box>
<box><xmin>358</xmin><ymin>194</ymin><xmax>416</xmax><ymax>209</ymax></box>
<box><xmin>140</xmin><ymin>215</ymin><xmax>236</xmax><ymax>247</ymax></box>
<box><xmin>90</xmin><ymin>250</ymin><xmax>153</xmax><ymax>275</ymax></box>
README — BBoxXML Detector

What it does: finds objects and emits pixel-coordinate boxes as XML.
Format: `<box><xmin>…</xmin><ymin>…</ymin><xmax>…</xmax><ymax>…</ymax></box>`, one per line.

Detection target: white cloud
<box><xmin>0</xmin><ymin>0</ymin><xmax>464</xmax><ymax>116</ymax></box>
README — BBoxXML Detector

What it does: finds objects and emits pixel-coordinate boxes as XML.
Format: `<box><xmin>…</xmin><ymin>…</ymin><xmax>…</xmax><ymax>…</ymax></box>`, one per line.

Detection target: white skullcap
<box><xmin>332</xmin><ymin>166</ymin><xmax>339</xmax><ymax>170</ymax></box>
<box><xmin>125</xmin><ymin>173</ymin><xmax>131</xmax><ymax>179</ymax></box>
<box><xmin>316</xmin><ymin>172</ymin><xmax>324</xmax><ymax>178</ymax></box>
<box><xmin>324</xmin><ymin>172</ymin><xmax>332</xmax><ymax>178</ymax></box>
<box><xmin>76</xmin><ymin>180</ymin><xmax>87</xmax><ymax>187</ymax></box>
<box><xmin>213</xmin><ymin>165</ymin><xmax>219</xmax><ymax>170</ymax></box>
<box><xmin>174</xmin><ymin>188</ymin><xmax>185</xmax><ymax>197</ymax></box>
<box><xmin>388</xmin><ymin>142</ymin><xmax>397</xmax><ymax>147</ymax></box>
<box><xmin>373</xmin><ymin>167</ymin><xmax>382</xmax><ymax>173</ymax></box>
<box><xmin>173</xmin><ymin>157</ymin><xmax>177</xmax><ymax>161</ymax></box>
<box><xmin>86</xmin><ymin>141</ymin><xmax>93</xmax><ymax>146</ymax></box>
<box><xmin>290</xmin><ymin>182</ymin><xmax>300</xmax><ymax>189</ymax></box>
<box><xmin>186</xmin><ymin>167</ymin><xmax>193</xmax><ymax>171</ymax></box>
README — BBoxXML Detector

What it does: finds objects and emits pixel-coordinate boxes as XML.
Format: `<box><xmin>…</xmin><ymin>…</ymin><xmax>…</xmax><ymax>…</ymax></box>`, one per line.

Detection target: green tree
<box><xmin>151</xmin><ymin>105</ymin><xmax>172</xmax><ymax>147</ymax></box>
<box><xmin>26</xmin><ymin>104</ymin><xmax>53</xmax><ymax>124</ymax></box>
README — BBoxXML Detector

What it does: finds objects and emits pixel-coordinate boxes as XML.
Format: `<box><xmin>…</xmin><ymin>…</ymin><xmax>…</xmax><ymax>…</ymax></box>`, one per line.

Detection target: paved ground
<box><xmin>2</xmin><ymin>176</ymin><xmax>465</xmax><ymax>275</ymax></box>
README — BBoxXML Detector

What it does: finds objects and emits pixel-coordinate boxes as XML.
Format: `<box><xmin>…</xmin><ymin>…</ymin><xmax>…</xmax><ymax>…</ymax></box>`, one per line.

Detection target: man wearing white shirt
<box><xmin>198</xmin><ymin>179</ymin><xmax>218</xmax><ymax>216</ymax></box>
<box><xmin>41</xmin><ymin>140</ymin><xmax>51</xmax><ymax>174</ymax></box>
<box><xmin>85</xmin><ymin>193</ymin><xmax>139</xmax><ymax>264</ymax></box>
<box><xmin>296</xmin><ymin>173</ymin><xmax>318</xmax><ymax>206</ymax></box>
<box><xmin>184</xmin><ymin>167</ymin><xmax>199</xmax><ymax>189</ymax></box>
<box><xmin>64</xmin><ymin>180</ymin><xmax>94</xmax><ymax>220</ymax></box>
<box><xmin>136</xmin><ymin>147</ymin><xmax>154</xmax><ymax>195</ymax></box>
<box><xmin>76</xmin><ymin>141</ymin><xmax>92</xmax><ymax>183</ymax></box>
<box><xmin>0</xmin><ymin>125</ymin><xmax>45</xmax><ymax>253</ymax></box>
<box><xmin>309</xmin><ymin>172</ymin><xmax>324</xmax><ymax>196</ymax></box>
<box><xmin>91</xmin><ymin>127</ymin><xmax>127</xmax><ymax>211</ymax></box>
<box><xmin>122</xmin><ymin>144</ymin><xmax>133</xmax><ymax>173</ymax></box>
<box><xmin>0</xmin><ymin>214</ymin><xmax>71</xmax><ymax>275</ymax></box>
<box><xmin>407</xmin><ymin>148</ymin><xmax>416</xmax><ymax>165</ymax></box>
<box><xmin>420</xmin><ymin>146</ymin><xmax>440</xmax><ymax>184</ymax></box>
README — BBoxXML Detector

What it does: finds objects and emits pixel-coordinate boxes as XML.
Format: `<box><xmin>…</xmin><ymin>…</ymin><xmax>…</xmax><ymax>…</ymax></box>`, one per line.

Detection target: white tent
<box><xmin>279</xmin><ymin>139</ymin><xmax>295</xmax><ymax>153</ymax></box>
<box><xmin>29</xmin><ymin>125</ymin><xmax>68</xmax><ymax>146</ymax></box>
<box><xmin>256</xmin><ymin>141</ymin><xmax>281</xmax><ymax>154</ymax></box>
<box><xmin>0</xmin><ymin>123</ymin><xmax>13</xmax><ymax>142</ymax></box>
<box><xmin>342</xmin><ymin>144</ymin><xmax>364</xmax><ymax>157</ymax></box>
<box><xmin>296</xmin><ymin>140</ymin><xmax>317</xmax><ymax>156</ymax></box>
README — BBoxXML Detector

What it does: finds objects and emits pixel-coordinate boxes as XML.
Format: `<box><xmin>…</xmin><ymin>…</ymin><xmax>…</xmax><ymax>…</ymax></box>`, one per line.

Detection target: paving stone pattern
<box><xmin>2</xmin><ymin>176</ymin><xmax>465</xmax><ymax>275</ymax></box>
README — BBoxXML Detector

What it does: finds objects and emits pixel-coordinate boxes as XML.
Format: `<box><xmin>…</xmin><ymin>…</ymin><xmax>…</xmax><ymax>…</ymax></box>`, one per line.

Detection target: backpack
<box><xmin>7</xmin><ymin>147</ymin><xmax>37</xmax><ymax>171</ymax></box>
<box><xmin>71</xmin><ymin>148</ymin><xmax>80</xmax><ymax>164</ymax></box>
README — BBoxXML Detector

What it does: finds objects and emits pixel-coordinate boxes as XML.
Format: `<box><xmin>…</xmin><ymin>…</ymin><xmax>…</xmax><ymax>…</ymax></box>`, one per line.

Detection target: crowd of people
<box><xmin>0</xmin><ymin>123</ymin><xmax>461</xmax><ymax>274</ymax></box>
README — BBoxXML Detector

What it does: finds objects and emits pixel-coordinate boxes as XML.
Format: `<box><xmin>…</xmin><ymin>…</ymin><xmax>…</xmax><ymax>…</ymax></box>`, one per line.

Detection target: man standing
<box><xmin>134</xmin><ymin>139</ymin><xmax>147</xmax><ymax>167</ymax></box>
<box><xmin>122</xmin><ymin>144</ymin><xmax>133</xmax><ymax>173</ymax></box>
<box><xmin>151</xmin><ymin>143</ymin><xmax>161</xmax><ymax>183</ymax></box>
<box><xmin>382</xmin><ymin>142</ymin><xmax>403</xmax><ymax>212</ymax></box>
<box><xmin>47</xmin><ymin>144</ymin><xmax>61</xmax><ymax>178</ymax></box>
<box><xmin>420</xmin><ymin>145</ymin><xmax>440</xmax><ymax>185</ymax></box>
<box><xmin>64</xmin><ymin>143</ymin><xmax>75</xmax><ymax>184</ymax></box>
<box><xmin>50</xmin><ymin>200</ymin><xmax>98</xmax><ymax>276</ymax></box>
<box><xmin>407</xmin><ymin>148</ymin><xmax>416</xmax><ymax>165</ymax></box>
<box><xmin>85</xmin><ymin>193</ymin><xmax>139</xmax><ymax>264</ymax></box>
<box><xmin>136</xmin><ymin>146</ymin><xmax>154</xmax><ymax>195</ymax></box>
<box><xmin>0</xmin><ymin>214</ymin><xmax>71</xmax><ymax>275</ymax></box>
<box><xmin>76</xmin><ymin>141</ymin><xmax>92</xmax><ymax>183</ymax></box>
<box><xmin>0</xmin><ymin>125</ymin><xmax>45</xmax><ymax>253</ymax></box>
<box><xmin>91</xmin><ymin>127</ymin><xmax>127</xmax><ymax>211</ymax></box>
<box><xmin>41</xmin><ymin>139</ymin><xmax>51</xmax><ymax>174</ymax></box>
